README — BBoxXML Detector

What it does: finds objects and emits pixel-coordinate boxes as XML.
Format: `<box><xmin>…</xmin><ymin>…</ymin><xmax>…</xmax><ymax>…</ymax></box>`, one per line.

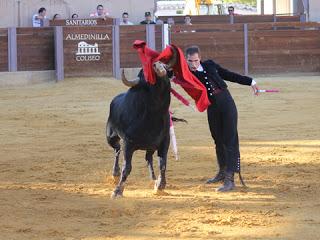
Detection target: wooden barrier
<box><xmin>63</xmin><ymin>26</ymin><xmax>113</xmax><ymax>77</ymax></box>
<box><xmin>248</xmin><ymin>22</ymin><xmax>320</xmax><ymax>74</ymax></box>
<box><xmin>16</xmin><ymin>27</ymin><xmax>54</xmax><ymax>71</ymax></box>
<box><xmin>119</xmin><ymin>25</ymin><xmax>146</xmax><ymax>68</ymax></box>
<box><xmin>0</xmin><ymin>29</ymin><xmax>8</xmax><ymax>72</ymax></box>
<box><xmin>233</xmin><ymin>14</ymin><xmax>274</xmax><ymax>23</ymax></box>
<box><xmin>159</xmin><ymin>15</ymin><xmax>230</xmax><ymax>24</ymax></box>
<box><xmin>170</xmin><ymin>24</ymin><xmax>245</xmax><ymax>74</ymax></box>
<box><xmin>276</xmin><ymin>15</ymin><xmax>301</xmax><ymax>22</ymax></box>
<box><xmin>158</xmin><ymin>14</ymin><xmax>302</xmax><ymax>25</ymax></box>
<box><xmin>1</xmin><ymin>21</ymin><xmax>319</xmax><ymax>80</ymax></box>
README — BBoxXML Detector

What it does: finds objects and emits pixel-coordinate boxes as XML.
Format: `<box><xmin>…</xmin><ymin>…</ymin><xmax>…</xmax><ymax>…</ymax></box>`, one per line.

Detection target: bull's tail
<box><xmin>106</xmin><ymin>120</ymin><xmax>121</xmax><ymax>150</ymax></box>
<box><xmin>171</xmin><ymin>116</ymin><xmax>188</xmax><ymax>123</ymax></box>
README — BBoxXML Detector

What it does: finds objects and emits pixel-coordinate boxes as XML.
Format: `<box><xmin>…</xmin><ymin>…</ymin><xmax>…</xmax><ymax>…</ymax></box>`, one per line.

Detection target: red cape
<box><xmin>133</xmin><ymin>40</ymin><xmax>210</xmax><ymax>112</ymax></box>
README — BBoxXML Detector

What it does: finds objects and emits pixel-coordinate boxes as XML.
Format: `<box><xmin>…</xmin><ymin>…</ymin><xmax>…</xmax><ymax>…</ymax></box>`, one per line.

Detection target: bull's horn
<box><xmin>121</xmin><ymin>69</ymin><xmax>139</xmax><ymax>87</ymax></box>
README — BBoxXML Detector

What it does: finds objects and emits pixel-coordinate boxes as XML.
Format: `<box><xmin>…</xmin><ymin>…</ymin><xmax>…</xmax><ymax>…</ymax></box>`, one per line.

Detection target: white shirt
<box><xmin>32</xmin><ymin>14</ymin><xmax>47</xmax><ymax>27</ymax></box>
<box><xmin>120</xmin><ymin>20</ymin><xmax>134</xmax><ymax>25</ymax></box>
<box><xmin>196</xmin><ymin>65</ymin><xmax>204</xmax><ymax>72</ymax></box>
<box><xmin>90</xmin><ymin>11</ymin><xmax>109</xmax><ymax>18</ymax></box>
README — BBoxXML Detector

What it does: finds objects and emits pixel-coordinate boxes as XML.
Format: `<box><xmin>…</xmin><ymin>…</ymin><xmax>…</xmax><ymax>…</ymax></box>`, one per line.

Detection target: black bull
<box><xmin>106</xmin><ymin>61</ymin><xmax>173</xmax><ymax>198</ymax></box>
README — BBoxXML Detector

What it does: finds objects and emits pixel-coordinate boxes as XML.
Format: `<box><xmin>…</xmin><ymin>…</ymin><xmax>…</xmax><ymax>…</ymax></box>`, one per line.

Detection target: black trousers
<box><xmin>207</xmin><ymin>89</ymin><xmax>241</xmax><ymax>173</ymax></box>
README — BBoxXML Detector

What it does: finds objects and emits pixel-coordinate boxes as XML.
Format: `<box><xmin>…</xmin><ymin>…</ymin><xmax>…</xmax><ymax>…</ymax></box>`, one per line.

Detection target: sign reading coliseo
<box><xmin>65</xmin><ymin>33</ymin><xmax>111</xmax><ymax>62</ymax></box>
<box><xmin>76</xmin><ymin>41</ymin><xmax>101</xmax><ymax>61</ymax></box>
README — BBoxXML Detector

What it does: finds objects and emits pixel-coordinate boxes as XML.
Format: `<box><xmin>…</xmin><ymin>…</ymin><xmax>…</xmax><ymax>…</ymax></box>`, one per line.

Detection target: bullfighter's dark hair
<box><xmin>185</xmin><ymin>45</ymin><xmax>201</xmax><ymax>56</ymax></box>
<box><xmin>38</xmin><ymin>7</ymin><xmax>46</xmax><ymax>14</ymax></box>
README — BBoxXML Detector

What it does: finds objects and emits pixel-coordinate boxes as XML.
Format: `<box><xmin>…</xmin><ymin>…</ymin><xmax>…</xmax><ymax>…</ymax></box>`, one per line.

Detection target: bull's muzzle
<box><xmin>153</xmin><ymin>61</ymin><xmax>167</xmax><ymax>78</ymax></box>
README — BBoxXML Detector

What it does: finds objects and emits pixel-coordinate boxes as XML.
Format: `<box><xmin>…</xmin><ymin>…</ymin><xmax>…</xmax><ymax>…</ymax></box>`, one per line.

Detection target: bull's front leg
<box><xmin>146</xmin><ymin>150</ymin><xmax>156</xmax><ymax>180</ymax></box>
<box><xmin>155</xmin><ymin>134</ymin><xmax>170</xmax><ymax>192</ymax></box>
<box><xmin>112</xmin><ymin>147</ymin><xmax>121</xmax><ymax>184</ymax></box>
<box><xmin>111</xmin><ymin>142</ymin><xmax>134</xmax><ymax>198</ymax></box>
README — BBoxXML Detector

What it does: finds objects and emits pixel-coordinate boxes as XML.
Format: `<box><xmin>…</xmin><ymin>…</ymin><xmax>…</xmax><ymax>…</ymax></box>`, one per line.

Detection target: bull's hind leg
<box><xmin>155</xmin><ymin>134</ymin><xmax>170</xmax><ymax>192</ymax></box>
<box><xmin>111</xmin><ymin>142</ymin><xmax>134</xmax><ymax>198</ymax></box>
<box><xmin>106</xmin><ymin>124</ymin><xmax>121</xmax><ymax>183</ymax></box>
<box><xmin>146</xmin><ymin>150</ymin><xmax>156</xmax><ymax>180</ymax></box>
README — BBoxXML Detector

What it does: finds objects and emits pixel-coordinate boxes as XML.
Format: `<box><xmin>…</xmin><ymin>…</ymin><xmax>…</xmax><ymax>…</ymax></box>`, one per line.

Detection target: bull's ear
<box><xmin>166</xmin><ymin>46</ymin><xmax>178</xmax><ymax>69</ymax></box>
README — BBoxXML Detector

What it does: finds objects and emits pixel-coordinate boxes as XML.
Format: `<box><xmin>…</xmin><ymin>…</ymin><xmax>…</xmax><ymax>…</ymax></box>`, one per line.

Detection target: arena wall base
<box><xmin>0</xmin><ymin>70</ymin><xmax>55</xmax><ymax>87</ymax></box>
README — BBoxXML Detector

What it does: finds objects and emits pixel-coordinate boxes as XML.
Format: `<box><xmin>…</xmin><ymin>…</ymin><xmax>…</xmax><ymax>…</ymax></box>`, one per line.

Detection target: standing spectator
<box><xmin>120</xmin><ymin>12</ymin><xmax>134</xmax><ymax>25</ymax></box>
<box><xmin>228</xmin><ymin>6</ymin><xmax>235</xmax><ymax>16</ymax></box>
<box><xmin>52</xmin><ymin>13</ymin><xmax>61</xmax><ymax>21</ymax></box>
<box><xmin>185</xmin><ymin>45</ymin><xmax>259</xmax><ymax>192</ymax></box>
<box><xmin>32</xmin><ymin>7</ymin><xmax>47</xmax><ymax>27</ymax></box>
<box><xmin>71</xmin><ymin>13</ymin><xmax>79</xmax><ymax>19</ymax></box>
<box><xmin>90</xmin><ymin>4</ymin><xmax>109</xmax><ymax>19</ymax></box>
<box><xmin>184</xmin><ymin>15</ymin><xmax>192</xmax><ymax>25</ymax></box>
<box><xmin>140</xmin><ymin>12</ymin><xmax>156</xmax><ymax>24</ymax></box>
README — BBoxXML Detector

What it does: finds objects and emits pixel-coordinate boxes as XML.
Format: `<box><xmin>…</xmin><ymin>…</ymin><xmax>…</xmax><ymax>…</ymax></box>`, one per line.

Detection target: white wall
<box><xmin>257</xmin><ymin>0</ymin><xmax>274</xmax><ymax>14</ymax></box>
<box><xmin>257</xmin><ymin>0</ymin><xmax>297</xmax><ymax>15</ymax></box>
<box><xmin>309</xmin><ymin>0</ymin><xmax>320</xmax><ymax>22</ymax></box>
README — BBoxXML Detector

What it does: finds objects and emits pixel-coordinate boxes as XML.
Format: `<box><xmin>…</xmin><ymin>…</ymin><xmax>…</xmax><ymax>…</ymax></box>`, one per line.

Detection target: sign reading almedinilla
<box><xmin>63</xmin><ymin>26</ymin><xmax>113</xmax><ymax>77</ymax></box>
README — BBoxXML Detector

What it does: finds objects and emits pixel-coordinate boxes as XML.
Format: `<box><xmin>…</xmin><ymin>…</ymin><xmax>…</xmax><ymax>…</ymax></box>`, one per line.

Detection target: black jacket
<box><xmin>140</xmin><ymin>20</ymin><xmax>156</xmax><ymax>24</ymax></box>
<box><xmin>197</xmin><ymin>60</ymin><xmax>252</xmax><ymax>89</ymax></box>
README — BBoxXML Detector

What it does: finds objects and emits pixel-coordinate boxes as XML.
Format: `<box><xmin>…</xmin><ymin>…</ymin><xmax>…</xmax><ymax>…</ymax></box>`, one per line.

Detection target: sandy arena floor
<box><xmin>0</xmin><ymin>75</ymin><xmax>320</xmax><ymax>240</ymax></box>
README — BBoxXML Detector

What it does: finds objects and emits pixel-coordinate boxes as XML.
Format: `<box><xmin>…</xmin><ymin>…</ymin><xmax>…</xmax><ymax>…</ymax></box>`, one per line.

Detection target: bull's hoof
<box><xmin>111</xmin><ymin>186</ymin><xmax>124</xmax><ymax>199</ymax></box>
<box><xmin>110</xmin><ymin>191</ymin><xmax>123</xmax><ymax>199</ymax></box>
<box><xmin>153</xmin><ymin>189</ymin><xmax>170</xmax><ymax>196</ymax></box>
<box><xmin>150</xmin><ymin>174</ymin><xmax>156</xmax><ymax>181</ymax></box>
<box><xmin>112</xmin><ymin>175</ymin><xmax>120</xmax><ymax>185</ymax></box>
<box><xmin>154</xmin><ymin>179</ymin><xmax>166</xmax><ymax>191</ymax></box>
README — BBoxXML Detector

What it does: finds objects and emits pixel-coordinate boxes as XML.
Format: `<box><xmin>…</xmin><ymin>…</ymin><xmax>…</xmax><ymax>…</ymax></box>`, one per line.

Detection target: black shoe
<box><xmin>216</xmin><ymin>171</ymin><xmax>235</xmax><ymax>192</ymax></box>
<box><xmin>206</xmin><ymin>169</ymin><xmax>225</xmax><ymax>184</ymax></box>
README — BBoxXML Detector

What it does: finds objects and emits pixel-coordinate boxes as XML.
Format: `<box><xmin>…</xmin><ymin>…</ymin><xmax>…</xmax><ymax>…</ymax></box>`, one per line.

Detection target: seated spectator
<box><xmin>167</xmin><ymin>17</ymin><xmax>175</xmax><ymax>25</ymax></box>
<box><xmin>71</xmin><ymin>13</ymin><xmax>79</xmax><ymax>19</ymax></box>
<box><xmin>140</xmin><ymin>12</ymin><xmax>155</xmax><ymax>24</ymax></box>
<box><xmin>32</xmin><ymin>7</ymin><xmax>47</xmax><ymax>27</ymax></box>
<box><xmin>120</xmin><ymin>12</ymin><xmax>134</xmax><ymax>25</ymax></box>
<box><xmin>90</xmin><ymin>4</ymin><xmax>109</xmax><ymax>19</ymax></box>
<box><xmin>184</xmin><ymin>15</ymin><xmax>192</xmax><ymax>25</ymax></box>
<box><xmin>52</xmin><ymin>13</ymin><xmax>61</xmax><ymax>21</ymax></box>
<box><xmin>155</xmin><ymin>17</ymin><xmax>164</xmax><ymax>25</ymax></box>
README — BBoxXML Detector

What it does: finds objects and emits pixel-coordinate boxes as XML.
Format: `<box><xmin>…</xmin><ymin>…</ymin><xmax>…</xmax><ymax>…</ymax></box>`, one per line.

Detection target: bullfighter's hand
<box><xmin>251</xmin><ymin>84</ymin><xmax>259</xmax><ymax>96</ymax></box>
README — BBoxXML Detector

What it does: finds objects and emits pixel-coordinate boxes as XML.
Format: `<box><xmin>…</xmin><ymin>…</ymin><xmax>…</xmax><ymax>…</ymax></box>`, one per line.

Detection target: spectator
<box><xmin>155</xmin><ymin>17</ymin><xmax>164</xmax><ymax>25</ymax></box>
<box><xmin>228</xmin><ymin>6</ymin><xmax>235</xmax><ymax>16</ymax></box>
<box><xmin>120</xmin><ymin>12</ymin><xmax>134</xmax><ymax>25</ymax></box>
<box><xmin>184</xmin><ymin>15</ymin><xmax>192</xmax><ymax>25</ymax></box>
<box><xmin>167</xmin><ymin>17</ymin><xmax>175</xmax><ymax>25</ymax></box>
<box><xmin>32</xmin><ymin>7</ymin><xmax>47</xmax><ymax>27</ymax></box>
<box><xmin>140</xmin><ymin>11</ymin><xmax>155</xmax><ymax>24</ymax></box>
<box><xmin>90</xmin><ymin>4</ymin><xmax>109</xmax><ymax>19</ymax></box>
<box><xmin>52</xmin><ymin>13</ymin><xmax>61</xmax><ymax>21</ymax></box>
<box><xmin>71</xmin><ymin>13</ymin><xmax>79</xmax><ymax>19</ymax></box>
